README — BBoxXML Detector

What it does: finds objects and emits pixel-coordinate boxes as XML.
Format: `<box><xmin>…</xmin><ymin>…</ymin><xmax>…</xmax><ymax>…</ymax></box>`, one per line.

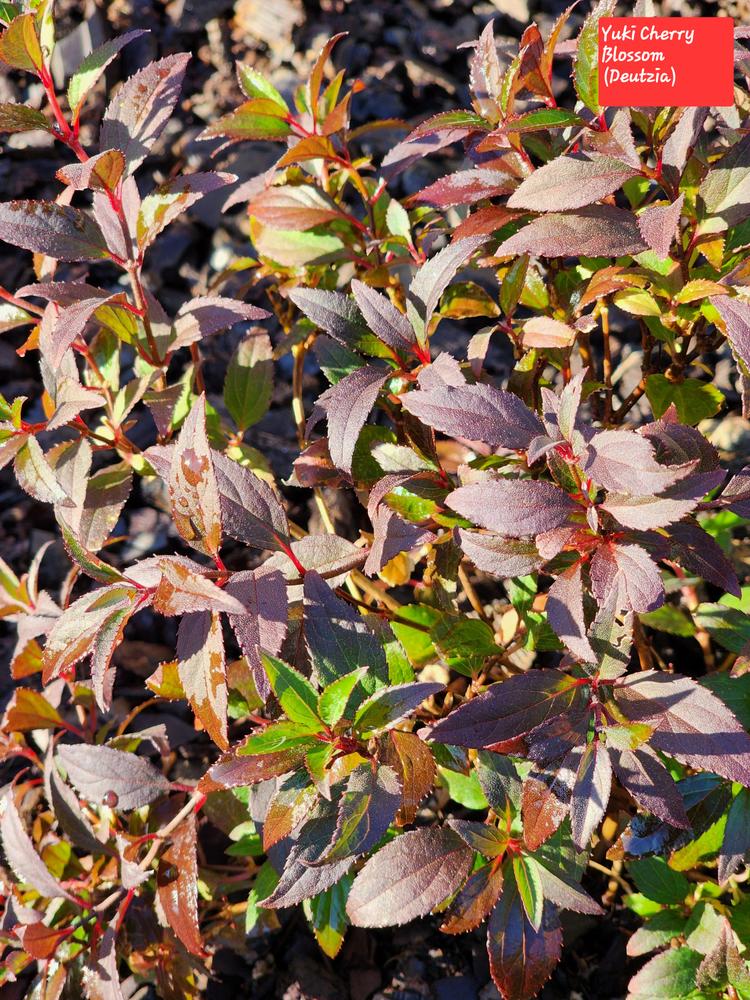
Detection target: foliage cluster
<box><xmin>0</xmin><ymin>1</ymin><xmax>749</xmax><ymax>998</ymax></box>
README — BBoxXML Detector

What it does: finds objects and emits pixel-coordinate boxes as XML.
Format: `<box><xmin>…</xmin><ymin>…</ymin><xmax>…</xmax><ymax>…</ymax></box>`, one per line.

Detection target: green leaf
<box><xmin>237</xmin><ymin>720</ymin><xmax>321</xmax><ymax>755</ymax></box>
<box><xmin>573</xmin><ymin>0</ymin><xmax>615</xmax><ymax>113</ymax></box>
<box><xmin>246</xmin><ymin>860</ymin><xmax>279</xmax><ymax>931</ymax></box>
<box><xmin>260</xmin><ymin>653</ymin><xmax>323</xmax><ymax>731</ymax></box>
<box><xmin>237</xmin><ymin>64</ymin><xmax>287</xmax><ymax>108</ymax></box>
<box><xmin>67</xmin><ymin>30</ymin><xmax>145</xmax><ymax>118</ymax></box>
<box><xmin>645</xmin><ymin>374</ymin><xmax>724</xmax><ymax>424</ymax></box>
<box><xmin>0</xmin><ymin>13</ymin><xmax>42</xmax><ymax>73</ymax></box>
<box><xmin>701</xmin><ymin>674</ymin><xmax>750</xmax><ymax>731</ymax></box>
<box><xmin>0</xmin><ymin>102</ymin><xmax>48</xmax><ymax>133</ymax></box>
<box><xmin>694</xmin><ymin>603</ymin><xmax>750</xmax><ymax>653</ymax></box>
<box><xmin>640</xmin><ymin>604</ymin><xmax>696</xmax><ymax>637</ymax></box>
<box><xmin>202</xmin><ymin>98</ymin><xmax>293</xmax><ymax>141</ymax></box>
<box><xmin>511</xmin><ymin>855</ymin><xmax>543</xmax><ymax>931</ymax></box>
<box><xmin>628</xmin><ymin>947</ymin><xmax>703</xmax><ymax>999</ymax></box>
<box><xmin>224</xmin><ymin>334</ymin><xmax>273</xmax><ymax>432</ymax></box>
<box><xmin>303</xmin><ymin>876</ymin><xmax>353</xmax><ymax>958</ymax></box>
<box><xmin>505</xmin><ymin>108</ymin><xmax>587</xmax><ymax>132</ymax></box>
<box><xmin>318</xmin><ymin>668</ymin><xmax>367</xmax><ymax>727</ymax></box>
<box><xmin>628</xmin><ymin>857</ymin><xmax>690</xmax><ymax>905</ymax></box>
<box><xmin>499</xmin><ymin>255</ymin><xmax>529</xmax><ymax>318</ymax></box>
<box><xmin>438</xmin><ymin>767</ymin><xmax>489</xmax><ymax>810</ymax></box>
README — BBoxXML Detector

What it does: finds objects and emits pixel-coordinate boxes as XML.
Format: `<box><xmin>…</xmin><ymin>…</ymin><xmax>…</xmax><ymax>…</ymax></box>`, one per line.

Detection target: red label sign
<box><xmin>598</xmin><ymin>17</ymin><xmax>734</xmax><ymax>107</ymax></box>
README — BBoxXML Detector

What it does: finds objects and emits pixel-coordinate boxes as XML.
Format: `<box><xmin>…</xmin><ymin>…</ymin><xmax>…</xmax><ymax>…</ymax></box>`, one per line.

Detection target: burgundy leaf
<box><xmin>590</xmin><ymin>541</ymin><xmax>664</xmax><ymax>613</ymax></box>
<box><xmin>289</xmin><ymin>287</ymin><xmax>369</xmax><ymax>347</ymax></box>
<box><xmin>638</xmin><ymin>195</ymin><xmax>684</xmax><ymax>258</ymax></box>
<box><xmin>100</xmin><ymin>53</ymin><xmax>191</xmax><ymax>172</ymax></box>
<box><xmin>212</xmin><ymin>449</ymin><xmax>290</xmax><ymax>551</ymax></box>
<box><xmin>712</xmin><ymin>295</ymin><xmax>750</xmax><ymax>373</ymax></box>
<box><xmin>547</xmin><ymin>562</ymin><xmax>596</xmax><ymax>662</ymax></box>
<box><xmin>600</xmin><ymin>492</ymin><xmax>697</xmax><ymax>531</ymax></box>
<box><xmin>225</xmin><ymin>568</ymin><xmax>288</xmax><ymax>701</ymax></box>
<box><xmin>718</xmin><ymin>789</ymin><xmax>750</xmax><ymax>883</ymax></box>
<box><xmin>320</xmin><ymin>763</ymin><xmax>402</xmax><ymax>862</ymax></box>
<box><xmin>407</xmin><ymin>236</ymin><xmax>486</xmax><ymax>343</ymax></box>
<box><xmin>662</xmin><ymin>108</ymin><xmax>707</xmax><ymax>185</ymax></box>
<box><xmin>364</xmin><ymin>506</ymin><xmax>436</xmax><ymax>576</ymax></box>
<box><xmin>169</xmin><ymin>394</ymin><xmax>222</xmax><ymax>558</ymax></box>
<box><xmin>0</xmin><ymin>200</ymin><xmax>109</xmax><ymax>261</ymax></box>
<box><xmin>208</xmin><ymin>744</ymin><xmax>311</xmax><ymax>788</ymax></box>
<box><xmin>522</xmin><ymin>757</ymin><xmax>577</xmax><ymax>852</ymax></box>
<box><xmin>351</xmin><ymin>279</ymin><xmax>415</xmax><ymax>352</ymax></box>
<box><xmin>56</xmin><ymin>149</ymin><xmax>126</xmax><ymax>193</ymax></box>
<box><xmin>699</xmin><ymin>133</ymin><xmax>750</xmax><ymax>228</ymax></box>
<box><xmin>1</xmin><ymin>793</ymin><xmax>75</xmax><ymax>901</ymax></box>
<box><xmin>313</xmin><ymin>365</ymin><xmax>389</xmax><ymax>473</ymax></box>
<box><xmin>696</xmin><ymin>917</ymin><xmax>750</xmax><ymax>992</ymax></box>
<box><xmin>487</xmin><ymin>878</ymin><xmax>562</xmax><ymax>1000</ymax></box>
<box><xmin>138</xmin><ymin>173</ymin><xmax>237</xmax><ymax>252</ymax></box>
<box><xmin>441</xmin><ymin>864</ymin><xmax>504</xmax><ymax>934</ymax></box>
<box><xmin>583</xmin><ymin>429</ymin><xmax>692</xmax><ymax>495</ymax></box>
<box><xmin>170</xmin><ymin>295</ymin><xmax>269</xmax><ymax>354</ymax></box>
<box><xmin>507</xmin><ymin>154</ymin><xmax>638</xmax><ymax>212</ymax></box>
<box><xmin>664</xmin><ymin>520</ymin><xmax>740</xmax><ymax>597</ymax></box>
<box><xmin>457</xmin><ymin>530</ymin><xmax>543</xmax><ymax>578</ymax></box>
<box><xmin>495</xmin><ymin>205</ymin><xmax>646</xmax><ymax>258</ymax></box>
<box><xmin>610</xmin><ymin>745</ymin><xmax>690</xmax><ymax>829</ymax></box>
<box><xmin>400</xmin><ymin>378</ymin><xmax>543</xmax><ymax>451</ymax></box>
<box><xmin>615</xmin><ymin>670</ymin><xmax>750</xmax><ymax>785</ymax></box>
<box><xmin>57</xmin><ymin>743</ymin><xmax>171</xmax><ymax>810</ymax></box>
<box><xmin>429</xmin><ymin>669</ymin><xmax>583</xmax><ymax>748</ymax></box>
<box><xmin>156</xmin><ymin>809</ymin><xmax>204</xmax><ymax>956</ymax></box>
<box><xmin>380</xmin><ymin>729</ymin><xmax>436</xmax><ymax>825</ymax></box>
<box><xmin>83</xmin><ymin>926</ymin><xmax>126</xmax><ymax>1000</ymax></box>
<box><xmin>447</xmin><ymin>479</ymin><xmax>577</xmax><ymax>537</ymax></box>
<box><xmin>346</xmin><ymin>826</ymin><xmax>473</xmax><ymax>927</ymax></box>
<box><xmin>412</xmin><ymin>169</ymin><xmax>515</xmax><ymax>208</ymax></box>
<box><xmin>128</xmin><ymin>556</ymin><xmax>244</xmax><ymax>616</ymax></box>
<box><xmin>45</xmin><ymin>752</ymin><xmax>108</xmax><ymax>858</ymax></box>
<box><xmin>177</xmin><ymin>610</ymin><xmax>228</xmax><ymax>751</ymax></box>
<box><xmin>570</xmin><ymin>740</ymin><xmax>612</xmax><ymax>849</ymax></box>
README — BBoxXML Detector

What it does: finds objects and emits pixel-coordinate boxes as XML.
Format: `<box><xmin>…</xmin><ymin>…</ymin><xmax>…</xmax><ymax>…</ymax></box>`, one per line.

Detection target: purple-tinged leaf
<box><xmin>699</xmin><ymin>133</ymin><xmax>750</xmax><ymax>228</ymax></box>
<box><xmin>711</xmin><ymin>295</ymin><xmax>750</xmax><ymax>374</ymax></box>
<box><xmin>57</xmin><ymin>743</ymin><xmax>170</xmax><ymax>810</ymax></box>
<box><xmin>407</xmin><ymin>110</ymin><xmax>490</xmax><ymax>141</ymax></box>
<box><xmin>590</xmin><ymin>542</ymin><xmax>663</xmax><ymax>613</ymax></box>
<box><xmin>289</xmin><ymin>287</ymin><xmax>369</xmax><ymax>347</ymax></box>
<box><xmin>177</xmin><ymin>610</ymin><xmax>228</xmax><ymax>751</ymax></box>
<box><xmin>303</xmin><ymin>570</ymin><xmax>388</xmax><ymax>691</ymax></box>
<box><xmin>1</xmin><ymin>792</ymin><xmax>75</xmax><ymax>901</ymax></box>
<box><xmin>611</xmin><ymin>745</ymin><xmax>690</xmax><ymax>829</ymax></box>
<box><xmin>0</xmin><ymin>102</ymin><xmax>50</xmax><ymax>133</ymax></box>
<box><xmin>600</xmin><ymin>492</ymin><xmax>697</xmax><ymax>531</ymax></box>
<box><xmin>662</xmin><ymin>108</ymin><xmax>707</xmax><ymax>185</ymax></box>
<box><xmin>128</xmin><ymin>556</ymin><xmax>244</xmax><ymax>616</ymax></box>
<box><xmin>696</xmin><ymin>916</ymin><xmax>750</xmax><ymax>992</ymax></box>
<box><xmin>718</xmin><ymin>789</ymin><xmax>750</xmax><ymax>883</ymax></box>
<box><xmin>429</xmin><ymin>669</ymin><xmax>583</xmax><ymax>748</ymax></box>
<box><xmin>170</xmin><ymin>296</ymin><xmax>269</xmax><ymax>354</ymax></box>
<box><xmin>570</xmin><ymin>740</ymin><xmax>612</xmax><ymax>849</ymax></box>
<box><xmin>522</xmin><ymin>756</ymin><xmax>577</xmax><ymax>851</ymax></box>
<box><xmin>14</xmin><ymin>436</ymin><xmax>70</xmax><ymax>505</ymax></box>
<box><xmin>507</xmin><ymin>154</ymin><xmax>638</xmax><ymax>212</ymax></box>
<box><xmin>212</xmin><ymin>449</ymin><xmax>290</xmax><ymax>551</ymax></box>
<box><xmin>353</xmin><ymin>682</ymin><xmax>444</xmax><ymax>735</ymax></box>
<box><xmin>441</xmin><ymin>864</ymin><xmax>504</xmax><ymax>934</ymax></box>
<box><xmin>447</xmin><ymin>479</ymin><xmax>577</xmax><ymax>537</ymax></box>
<box><xmin>225</xmin><ymin>568</ymin><xmax>287</xmax><ymax>702</ymax></box>
<box><xmin>364</xmin><ymin>506</ymin><xmax>435</xmax><ymax>576</ymax></box>
<box><xmin>468</xmin><ymin>19</ymin><xmax>503</xmax><ymax>117</ymax></box>
<box><xmin>320</xmin><ymin>763</ymin><xmax>401</xmax><ymax>863</ymax></box>
<box><xmin>400</xmin><ymin>379</ymin><xmax>543</xmax><ymax>451</ymax></box>
<box><xmin>248</xmin><ymin>184</ymin><xmax>344</xmax><ymax>230</ymax></box>
<box><xmin>547</xmin><ymin>563</ymin><xmax>595</xmax><ymax>662</ymax></box>
<box><xmin>56</xmin><ymin>149</ymin><xmax>126</xmax><ymax>194</ymax></box>
<box><xmin>615</xmin><ymin>670</ymin><xmax>750</xmax><ymax>785</ymax></box>
<box><xmin>664</xmin><ymin>520</ymin><xmax>740</xmax><ymax>597</ymax></box>
<box><xmin>208</xmin><ymin>744</ymin><xmax>311</xmax><ymax>788</ymax></box>
<box><xmin>41</xmin><ymin>292</ymin><xmax>119</xmax><ymax>367</ymax></box>
<box><xmin>200</xmin><ymin>98</ymin><xmax>292</xmax><ymax>141</ymax></box>
<box><xmin>169</xmin><ymin>395</ymin><xmax>222</xmax><ymax>558</ymax></box>
<box><xmin>495</xmin><ymin>205</ymin><xmax>646</xmax><ymax>258</ymax></box>
<box><xmin>313</xmin><ymin>365</ymin><xmax>389</xmax><ymax>473</ymax></box>
<box><xmin>137</xmin><ymin>173</ymin><xmax>236</xmax><ymax>252</ymax></box>
<box><xmin>535</xmin><ymin>862</ymin><xmax>604</xmax><ymax>916</ymax></box>
<box><xmin>67</xmin><ymin>29</ymin><xmax>148</xmax><ymax>118</ymax></box>
<box><xmin>380</xmin><ymin>729</ymin><xmax>436</xmax><ymax>825</ymax></box>
<box><xmin>45</xmin><ymin>752</ymin><xmax>109</xmax><ymax>858</ymax></box>
<box><xmin>263</xmin><ymin>803</ymin><xmax>356</xmax><ymax>909</ymax></box>
<box><xmin>100</xmin><ymin>53</ymin><xmax>191</xmax><ymax>173</ymax></box>
<box><xmin>457</xmin><ymin>530</ymin><xmax>543</xmax><ymax>579</ymax></box>
<box><xmin>350</xmin><ymin>279</ymin><xmax>415</xmax><ymax>352</ymax></box>
<box><xmin>412</xmin><ymin>169</ymin><xmax>515</xmax><ymax>209</ymax></box>
<box><xmin>407</xmin><ymin>236</ymin><xmax>486</xmax><ymax>344</ymax></box>
<box><xmin>521</xmin><ymin>316</ymin><xmax>576</xmax><ymax>349</ymax></box>
<box><xmin>583</xmin><ymin>429</ymin><xmax>692</xmax><ymax>495</ymax></box>
<box><xmin>638</xmin><ymin>195</ymin><xmax>684</xmax><ymax>258</ymax></box>
<box><xmin>0</xmin><ymin>200</ymin><xmax>109</xmax><ymax>261</ymax></box>
<box><xmin>157</xmin><ymin>810</ymin><xmax>204</xmax><ymax>957</ymax></box>
<box><xmin>487</xmin><ymin>877</ymin><xmax>562</xmax><ymax>1000</ymax></box>
<box><xmin>347</xmin><ymin>826</ymin><xmax>473</xmax><ymax>927</ymax></box>
<box><xmin>722</xmin><ymin>466</ymin><xmax>750</xmax><ymax>517</ymax></box>
<box><xmin>447</xmin><ymin>819</ymin><xmax>508</xmax><ymax>857</ymax></box>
